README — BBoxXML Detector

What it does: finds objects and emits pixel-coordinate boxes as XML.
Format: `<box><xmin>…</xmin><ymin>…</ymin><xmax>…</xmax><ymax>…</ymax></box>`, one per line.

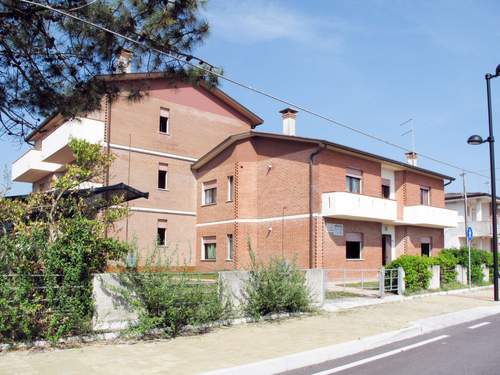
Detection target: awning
<box><xmin>5</xmin><ymin>183</ymin><xmax>149</xmax><ymax>208</ymax></box>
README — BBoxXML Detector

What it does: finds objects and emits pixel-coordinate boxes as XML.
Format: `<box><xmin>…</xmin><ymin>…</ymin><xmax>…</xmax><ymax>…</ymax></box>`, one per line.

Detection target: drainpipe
<box><xmin>444</xmin><ymin>178</ymin><xmax>453</xmax><ymax>187</ymax></box>
<box><xmin>309</xmin><ymin>144</ymin><xmax>325</xmax><ymax>269</ymax></box>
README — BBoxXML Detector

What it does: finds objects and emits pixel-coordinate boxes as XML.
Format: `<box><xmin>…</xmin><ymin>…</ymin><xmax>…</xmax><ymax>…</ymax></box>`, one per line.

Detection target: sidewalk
<box><xmin>0</xmin><ymin>289</ymin><xmax>496</xmax><ymax>375</ymax></box>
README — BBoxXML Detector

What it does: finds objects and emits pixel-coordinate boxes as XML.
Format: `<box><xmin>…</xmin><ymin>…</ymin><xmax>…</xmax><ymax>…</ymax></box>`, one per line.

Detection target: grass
<box><xmin>325</xmin><ymin>290</ymin><xmax>365</xmax><ymax>299</ymax></box>
<box><xmin>341</xmin><ymin>281</ymin><xmax>379</xmax><ymax>289</ymax></box>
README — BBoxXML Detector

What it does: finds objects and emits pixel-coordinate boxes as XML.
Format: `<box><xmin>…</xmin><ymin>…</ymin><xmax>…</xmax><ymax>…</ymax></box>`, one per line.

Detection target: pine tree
<box><xmin>0</xmin><ymin>0</ymin><xmax>215</xmax><ymax>138</ymax></box>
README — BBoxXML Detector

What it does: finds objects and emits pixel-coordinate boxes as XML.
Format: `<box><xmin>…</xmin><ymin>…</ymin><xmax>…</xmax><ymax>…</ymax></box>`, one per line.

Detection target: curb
<box><xmin>200</xmin><ymin>303</ymin><xmax>500</xmax><ymax>375</ymax></box>
<box><xmin>322</xmin><ymin>285</ymin><xmax>493</xmax><ymax>312</ymax></box>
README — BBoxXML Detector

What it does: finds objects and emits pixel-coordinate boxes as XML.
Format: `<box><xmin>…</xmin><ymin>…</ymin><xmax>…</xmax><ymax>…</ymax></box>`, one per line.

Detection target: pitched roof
<box><xmin>191</xmin><ymin>131</ymin><xmax>455</xmax><ymax>181</ymax></box>
<box><xmin>25</xmin><ymin>72</ymin><xmax>263</xmax><ymax>142</ymax></box>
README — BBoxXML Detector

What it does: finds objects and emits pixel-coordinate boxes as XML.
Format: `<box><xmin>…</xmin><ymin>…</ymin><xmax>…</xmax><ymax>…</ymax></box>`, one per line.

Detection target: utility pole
<box><xmin>461</xmin><ymin>172</ymin><xmax>471</xmax><ymax>288</ymax></box>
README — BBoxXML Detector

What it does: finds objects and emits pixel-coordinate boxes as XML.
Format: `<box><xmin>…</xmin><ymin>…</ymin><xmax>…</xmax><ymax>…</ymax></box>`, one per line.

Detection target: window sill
<box><xmin>157</xmin><ymin>188</ymin><xmax>169</xmax><ymax>192</ymax></box>
<box><xmin>226</xmin><ymin>200</ymin><xmax>233</xmax><ymax>203</ymax></box>
<box><xmin>200</xmin><ymin>259</ymin><xmax>216</xmax><ymax>262</ymax></box>
<box><xmin>346</xmin><ymin>258</ymin><xmax>365</xmax><ymax>261</ymax></box>
<box><xmin>159</xmin><ymin>132</ymin><xmax>171</xmax><ymax>136</ymax></box>
<box><xmin>201</xmin><ymin>203</ymin><xmax>217</xmax><ymax>207</ymax></box>
<box><xmin>225</xmin><ymin>259</ymin><xmax>234</xmax><ymax>262</ymax></box>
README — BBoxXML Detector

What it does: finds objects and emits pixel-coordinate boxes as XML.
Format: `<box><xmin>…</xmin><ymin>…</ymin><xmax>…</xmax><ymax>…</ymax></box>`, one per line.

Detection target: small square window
<box><xmin>159</xmin><ymin>108</ymin><xmax>169</xmax><ymax>134</ymax></box>
<box><xmin>346</xmin><ymin>233</ymin><xmax>363</xmax><ymax>260</ymax></box>
<box><xmin>346</xmin><ymin>176</ymin><xmax>361</xmax><ymax>194</ymax></box>
<box><xmin>203</xmin><ymin>236</ymin><xmax>216</xmax><ymax>260</ymax></box>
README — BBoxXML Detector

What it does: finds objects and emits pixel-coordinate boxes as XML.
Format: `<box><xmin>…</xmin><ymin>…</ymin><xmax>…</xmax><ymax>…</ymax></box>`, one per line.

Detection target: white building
<box><xmin>444</xmin><ymin>192</ymin><xmax>500</xmax><ymax>251</ymax></box>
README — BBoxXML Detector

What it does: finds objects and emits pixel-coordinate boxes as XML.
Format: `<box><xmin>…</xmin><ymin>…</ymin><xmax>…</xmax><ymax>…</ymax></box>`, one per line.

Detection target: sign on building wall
<box><xmin>326</xmin><ymin>223</ymin><xmax>344</xmax><ymax>236</ymax></box>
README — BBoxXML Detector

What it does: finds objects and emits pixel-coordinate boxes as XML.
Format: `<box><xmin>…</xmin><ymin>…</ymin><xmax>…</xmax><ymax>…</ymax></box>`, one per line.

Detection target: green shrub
<box><xmin>434</xmin><ymin>250</ymin><xmax>458</xmax><ymax>285</ymax></box>
<box><xmin>439</xmin><ymin>248</ymin><xmax>492</xmax><ymax>284</ymax></box>
<box><xmin>243</xmin><ymin>250</ymin><xmax>311</xmax><ymax>319</ymax></box>
<box><xmin>386</xmin><ymin>255</ymin><xmax>433</xmax><ymax>292</ymax></box>
<box><xmin>119</xmin><ymin>250</ymin><xmax>231</xmax><ymax>337</ymax></box>
<box><xmin>0</xmin><ymin>140</ymin><xmax>128</xmax><ymax>343</ymax></box>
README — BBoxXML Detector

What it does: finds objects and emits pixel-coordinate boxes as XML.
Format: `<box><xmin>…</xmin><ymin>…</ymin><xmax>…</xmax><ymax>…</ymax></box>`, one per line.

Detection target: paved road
<box><xmin>284</xmin><ymin>313</ymin><xmax>500</xmax><ymax>375</ymax></box>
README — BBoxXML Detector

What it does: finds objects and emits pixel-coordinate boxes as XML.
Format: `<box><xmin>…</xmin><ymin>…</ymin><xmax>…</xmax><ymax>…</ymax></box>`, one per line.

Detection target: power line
<box><xmin>17</xmin><ymin>0</ymin><xmax>494</xmax><ymax>182</ymax></box>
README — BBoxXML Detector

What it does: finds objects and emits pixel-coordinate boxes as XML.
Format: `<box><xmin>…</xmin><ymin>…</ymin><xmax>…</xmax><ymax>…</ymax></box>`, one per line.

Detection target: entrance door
<box><xmin>382</xmin><ymin>234</ymin><xmax>391</xmax><ymax>265</ymax></box>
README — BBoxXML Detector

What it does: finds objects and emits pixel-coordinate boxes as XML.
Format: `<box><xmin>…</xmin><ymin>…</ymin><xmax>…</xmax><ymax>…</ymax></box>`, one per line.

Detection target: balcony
<box><xmin>452</xmin><ymin>221</ymin><xmax>500</xmax><ymax>238</ymax></box>
<box><xmin>402</xmin><ymin>205</ymin><xmax>457</xmax><ymax>228</ymax></box>
<box><xmin>42</xmin><ymin>117</ymin><xmax>104</xmax><ymax>164</ymax></box>
<box><xmin>321</xmin><ymin>192</ymin><xmax>398</xmax><ymax>223</ymax></box>
<box><xmin>12</xmin><ymin>149</ymin><xmax>62</xmax><ymax>183</ymax></box>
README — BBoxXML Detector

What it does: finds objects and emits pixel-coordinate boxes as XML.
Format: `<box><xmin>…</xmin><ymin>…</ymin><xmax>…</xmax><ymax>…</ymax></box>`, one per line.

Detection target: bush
<box><xmin>434</xmin><ymin>250</ymin><xmax>458</xmax><ymax>285</ymax></box>
<box><xmin>386</xmin><ymin>255</ymin><xmax>433</xmax><ymax>292</ymax></box>
<box><xmin>119</xmin><ymin>250</ymin><xmax>231</xmax><ymax>337</ymax></box>
<box><xmin>439</xmin><ymin>248</ymin><xmax>492</xmax><ymax>284</ymax></box>
<box><xmin>0</xmin><ymin>140</ymin><xmax>128</xmax><ymax>343</ymax></box>
<box><xmin>243</xmin><ymin>250</ymin><xmax>311</xmax><ymax>319</ymax></box>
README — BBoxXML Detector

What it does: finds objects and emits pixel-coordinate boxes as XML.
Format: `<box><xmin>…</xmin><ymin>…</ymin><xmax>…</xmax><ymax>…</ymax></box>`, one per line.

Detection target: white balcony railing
<box><xmin>12</xmin><ymin>149</ymin><xmax>62</xmax><ymax>183</ymax></box>
<box><xmin>42</xmin><ymin>117</ymin><xmax>104</xmax><ymax>163</ymax></box>
<box><xmin>402</xmin><ymin>205</ymin><xmax>457</xmax><ymax>228</ymax></box>
<box><xmin>321</xmin><ymin>192</ymin><xmax>398</xmax><ymax>223</ymax></box>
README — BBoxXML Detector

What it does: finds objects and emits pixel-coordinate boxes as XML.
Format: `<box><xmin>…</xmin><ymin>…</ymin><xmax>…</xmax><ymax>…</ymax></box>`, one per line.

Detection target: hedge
<box><xmin>386</xmin><ymin>255</ymin><xmax>433</xmax><ymax>292</ymax></box>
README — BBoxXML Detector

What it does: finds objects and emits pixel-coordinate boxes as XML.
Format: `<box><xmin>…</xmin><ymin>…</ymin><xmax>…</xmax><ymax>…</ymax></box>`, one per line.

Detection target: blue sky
<box><xmin>3</xmin><ymin>0</ymin><xmax>500</xmax><ymax>195</ymax></box>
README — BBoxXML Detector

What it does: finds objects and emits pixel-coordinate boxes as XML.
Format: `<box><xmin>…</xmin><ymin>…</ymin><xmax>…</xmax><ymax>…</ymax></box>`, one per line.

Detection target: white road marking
<box><xmin>311</xmin><ymin>335</ymin><xmax>449</xmax><ymax>375</ymax></box>
<box><xmin>468</xmin><ymin>322</ymin><xmax>491</xmax><ymax>330</ymax></box>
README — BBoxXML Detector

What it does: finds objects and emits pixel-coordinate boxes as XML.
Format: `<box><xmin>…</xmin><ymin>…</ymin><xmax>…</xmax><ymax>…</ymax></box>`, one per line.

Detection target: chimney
<box><xmin>405</xmin><ymin>151</ymin><xmax>418</xmax><ymax>166</ymax></box>
<box><xmin>280</xmin><ymin>107</ymin><xmax>298</xmax><ymax>136</ymax></box>
<box><xmin>117</xmin><ymin>49</ymin><xmax>132</xmax><ymax>73</ymax></box>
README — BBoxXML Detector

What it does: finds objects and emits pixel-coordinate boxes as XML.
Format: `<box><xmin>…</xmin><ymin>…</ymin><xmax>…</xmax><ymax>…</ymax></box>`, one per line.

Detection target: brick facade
<box><xmin>193</xmin><ymin>134</ymin><xmax>451</xmax><ymax>271</ymax></box>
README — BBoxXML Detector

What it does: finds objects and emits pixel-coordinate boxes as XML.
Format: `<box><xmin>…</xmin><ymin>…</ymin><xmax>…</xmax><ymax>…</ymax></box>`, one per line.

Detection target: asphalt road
<box><xmin>283</xmin><ymin>313</ymin><xmax>500</xmax><ymax>375</ymax></box>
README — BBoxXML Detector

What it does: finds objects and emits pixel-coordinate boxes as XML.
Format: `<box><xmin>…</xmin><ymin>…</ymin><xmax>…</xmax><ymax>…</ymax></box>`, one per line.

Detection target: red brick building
<box><xmin>192</xmin><ymin>110</ymin><xmax>457</xmax><ymax>271</ymax></box>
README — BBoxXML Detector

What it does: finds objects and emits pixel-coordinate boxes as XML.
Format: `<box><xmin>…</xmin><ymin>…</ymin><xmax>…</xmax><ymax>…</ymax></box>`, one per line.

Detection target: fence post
<box><xmin>379</xmin><ymin>267</ymin><xmax>385</xmax><ymax>298</ymax></box>
<box><xmin>397</xmin><ymin>267</ymin><xmax>405</xmax><ymax>295</ymax></box>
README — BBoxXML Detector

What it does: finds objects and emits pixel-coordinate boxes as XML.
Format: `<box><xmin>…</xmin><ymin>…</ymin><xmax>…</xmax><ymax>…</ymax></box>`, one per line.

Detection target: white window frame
<box><xmin>201</xmin><ymin>236</ymin><xmax>216</xmax><ymax>261</ymax></box>
<box><xmin>202</xmin><ymin>180</ymin><xmax>217</xmax><ymax>205</ymax></box>
<box><xmin>159</xmin><ymin>107</ymin><xmax>170</xmax><ymax>135</ymax></box>
<box><xmin>227</xmin><ymin>175</ymin><xmax>234</xmax><ymax>202</ymax></box>
<box><xmin>226</xmin><ymin>234</ymin><xmax>234</xmax><ymax>261</ymax></box>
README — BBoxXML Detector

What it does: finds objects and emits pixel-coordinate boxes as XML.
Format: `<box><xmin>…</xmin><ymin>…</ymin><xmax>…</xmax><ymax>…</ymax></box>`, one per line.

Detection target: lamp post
<box><xmin>467</xmin><ymin>64</ymin><xmax>500</xmax><ymax>302</ymax></box>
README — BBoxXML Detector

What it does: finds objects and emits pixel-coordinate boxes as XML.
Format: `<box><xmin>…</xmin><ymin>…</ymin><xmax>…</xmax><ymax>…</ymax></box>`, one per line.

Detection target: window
<box><xmin>227</xmin><ymin>176</ymin><xmax>234</xmax><ymax>202</ymax></box>
<box><xmin>157</xmin><ymin>220</ymin><xmax>167</xmax><ymax>246</ymax></box>
<box><xmin>203</xmin><ymin>180</ymin><xmax>217</xmax><ymax>205</ymax></box>
<box><xmin>346</xmin><ymin>168</ymin><xmax>362</xmax><ymax>194</ymax></box>
<box><xmin>159</xmin><ymin>108</ymin><xmax>170</xmax><ymax>134</ymax></box>
<box><xmin>420</xmin><ymin>186</ymin><xmax>430</xmax><ymax>205</ymax></box>
<box><xmin>226</xmin><ymin>234</ymin><xmax>234</xmax><ymax>260</ymax></box>
<box><xmin>158</xmin><ymin>163</ymin><xmax>168</xmax><ymax>190</ymax></box>
<box><xmin>202</xmin><ymin>236</ymin><xmax>216</xmax><ymax>260</ymax></box>
<box><xmin>382</xmin><ymin>178</ymin><xmax>391</xmax><ymax>199</ymax></box>
<box><xmin>421</xmin><ymin>237</ymin><xmax>431</xmax><ymax>257</ymax></box>
<box><xmin>346</xmin><ymin>233</ymin><xmax>363</xmax><ymax>260</ymax></box>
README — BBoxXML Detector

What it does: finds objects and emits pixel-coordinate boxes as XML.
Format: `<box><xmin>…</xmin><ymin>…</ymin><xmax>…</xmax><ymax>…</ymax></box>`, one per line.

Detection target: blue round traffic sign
<box><xmin>467</xmin><ymin>226</ymin><xmax>473</xmax><ymax>241</ymax></box>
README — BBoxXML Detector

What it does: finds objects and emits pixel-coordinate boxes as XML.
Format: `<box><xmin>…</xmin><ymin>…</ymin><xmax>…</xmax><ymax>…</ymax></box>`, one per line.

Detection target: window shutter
<box><xmin>204</xmin><ymin>180</ymin><xmax>217</xmax><ymax>190</ymax></box>
<box><xmin>346</xmin><ymin>233</ymin><xmax>362</xmax><ymax>242</ymax></box>
<box><xmin>158</xmin><ymin>220</ymin><xmax>168</xmax><ymax>229</ymax></box>
<box><xmin>160</xmin><ymin>108</ymin><xmax>169</xmax><ymax>118</ymax></box>
<box><xmin>382</xmin><ymin>178</ymin><xmax>391</xmax><ymax>186</ymax></box>
<box><xmin>420</xmin><ymin>237</ymin><xmax>431</xmax><ymax>244</ymax></box>
<box><xmin>346</xmin><ymin>168</ymin><xmax>362</xmax><ymax>177</ymax></box>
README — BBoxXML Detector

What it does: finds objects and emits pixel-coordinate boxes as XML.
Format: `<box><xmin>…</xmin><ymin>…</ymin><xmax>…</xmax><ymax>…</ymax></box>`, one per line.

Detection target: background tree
<box><xmin>0</xmin><ymin>0</ymin><xmax>218</xmax><ymax>139</ymax></box>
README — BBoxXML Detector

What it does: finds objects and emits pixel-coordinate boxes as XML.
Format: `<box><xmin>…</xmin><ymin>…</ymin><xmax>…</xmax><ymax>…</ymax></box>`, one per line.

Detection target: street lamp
<box><xmin>467</xmin><ymin>64</ymin><xmax>500</xmax><ymax>302</ymax></box>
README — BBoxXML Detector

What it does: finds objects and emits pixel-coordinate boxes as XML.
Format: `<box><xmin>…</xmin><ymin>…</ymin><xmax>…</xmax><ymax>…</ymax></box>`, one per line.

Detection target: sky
<box><xmin>3</xmin><ymin>0</ymin><xmax>500</xmax><ymax>195</ymax></box>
